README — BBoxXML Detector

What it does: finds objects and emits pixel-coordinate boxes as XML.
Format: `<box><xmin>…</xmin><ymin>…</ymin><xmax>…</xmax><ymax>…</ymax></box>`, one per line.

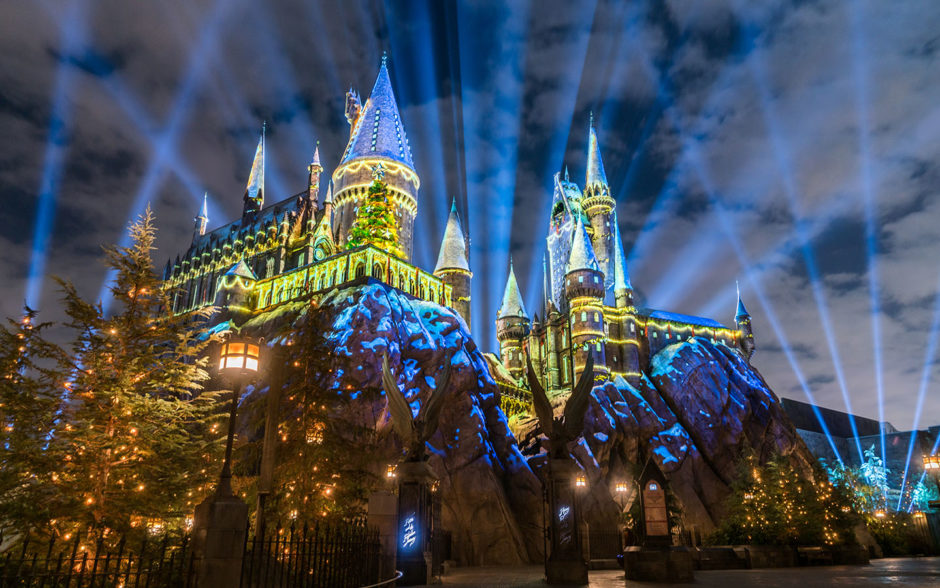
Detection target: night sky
<box><xmin>2</xmin><ymin>1</ymin><xmax>939</xmax><ymax>436</ymax></box>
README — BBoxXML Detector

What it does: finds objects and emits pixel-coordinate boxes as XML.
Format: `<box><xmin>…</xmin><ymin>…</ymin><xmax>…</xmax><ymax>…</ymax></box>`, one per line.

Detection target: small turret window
<box><xmin>630</xmin><ymin>323</ymin><xmax>635</xmax><ymax>334</ymax></box>
<box><xmin>594</xmin><ymin>312</ymin><xmax>599</xmax><ymax>322</ymax></box>
<box><xmin>579</xmin><ymin>276</ymin><xmax>584</xmax><ymax>283</ymax></box>
<box><xmin>581</xmin><ymin>312</ymin><xmax>587</xmax><ymax>322</ymax></box>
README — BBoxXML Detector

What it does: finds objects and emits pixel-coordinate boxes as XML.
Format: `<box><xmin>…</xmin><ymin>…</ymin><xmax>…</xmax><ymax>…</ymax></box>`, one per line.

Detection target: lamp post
<box><xmin>923</xmin><ymin>454</ymin><xmax>940</xmax><ymax>510</ymax></box>
<box><xmin>191</xmin><ymin>336</ymin><xmax>260</xmax><ymax>588</ymax></box>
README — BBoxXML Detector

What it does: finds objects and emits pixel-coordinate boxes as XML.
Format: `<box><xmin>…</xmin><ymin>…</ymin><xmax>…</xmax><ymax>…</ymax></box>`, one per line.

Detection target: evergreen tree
<box><xmin>345</xmin><ymin>178</ymin><xmax>403</xmax><ymax>258</ymax></box>
<box><xmin>252</xmin><ymin>305</ymin><xmax>386</xmax><ymax>524</ymax></box>
<box><xmin>52</xmin><ymin>208</ymin><xmax>224</xmax><ymax>536</ymax></box>
<box><xmin>710</xmin><ymin>454</ymin><xmax>856</xmax><ymax>546</ymax></box>
<box><xmin>0</xmin><ymin>308</ymin><xmax>69</xmax><ymax>535</ymax></box>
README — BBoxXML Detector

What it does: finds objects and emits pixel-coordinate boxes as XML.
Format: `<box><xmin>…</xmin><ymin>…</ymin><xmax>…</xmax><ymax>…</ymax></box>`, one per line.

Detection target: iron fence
<box><xmin>0</xmin><ymin>533</ymin><xmax>193</xmax><ymax>588</ymax></box>
<box><xmin>242</xmin><ymin>519</ymin><xmax>381</xmax><ymax>588</ymax></box>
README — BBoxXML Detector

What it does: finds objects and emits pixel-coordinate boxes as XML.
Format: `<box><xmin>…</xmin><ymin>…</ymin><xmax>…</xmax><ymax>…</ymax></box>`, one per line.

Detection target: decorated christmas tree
<box><xmin>0</xmin><ymin>307</ymin><xmax>69</xmax><ymax>536</ymax></box>
<box><xmin>50</xmin><ymin>207</ymin><xmax>225</xmax><ymax>536</ymax></box>
<box><xmin>345</xmin><ymin>164</ymin><xmax>403</xmax><ymax>258</ymax></box>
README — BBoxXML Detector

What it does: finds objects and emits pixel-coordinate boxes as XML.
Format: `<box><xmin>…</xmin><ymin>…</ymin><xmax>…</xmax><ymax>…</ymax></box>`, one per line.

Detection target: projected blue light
<box><xmin>742</xmin><ymin>23</ymin><xmax>864</xmax><ymax>463</ymax></box>
<box><xmin>456</xmin><ymin>1</ymin><xmax>531</xmax><ymax>349</ymax></box>
<box><xmin>847</xmin><ymin>0</ymin><xmax>888</xmax><ymax>495</ymax></box>
<box><xmin>895</xmin><ymin>266</ymin><xmax>940</xmax><ymax>510</ymax></box>
<box><xmin>25</xmin><ymin>0</ymin><xmax>87</xmax><ymax>311</ymax></box>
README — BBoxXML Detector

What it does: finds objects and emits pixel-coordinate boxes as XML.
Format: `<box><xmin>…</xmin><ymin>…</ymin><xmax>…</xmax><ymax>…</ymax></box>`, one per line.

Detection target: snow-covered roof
<box><xmin>498</xmin><ymin>261</ymin><xmax>528</xmax><ymax>319</ymax></box>
<box><xmin>566</xmin><ymin>216</ymin><xmax>600</xmax><ymax>274</ymax></box>
<box><xmin>585</xmin><ymin>122</ymin><xmax>608</xmax><ymax>188</ymax></box>
<box><xmin>339</xmin><ymin>60</ymin><xmax>415</xmax><ymax>170</ymax></box>
<box><xmin>225</xmin><ymin>259</ymin><xmax>257</xmax><ymax>281</ymax></box>
<box><xmin>434</xmin><ymin>200</ymin><xmax>469</xmax><ymax>273</ymax></box>
<box><xmin>612</xmin><ymin>213</ymin><xmax>632</xmax><ymax>291</ymax></box>
<box><xmin>642</xmin><ymin>309</ymin><xmax>725</xmax><ymax>329</ymax></box>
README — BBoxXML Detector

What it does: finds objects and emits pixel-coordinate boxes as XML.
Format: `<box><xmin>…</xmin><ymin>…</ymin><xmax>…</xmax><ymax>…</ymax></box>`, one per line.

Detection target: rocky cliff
<box><xmin>243</xmin><ymin>279</ymin><xmax>815</xmax><ymax>564</ymax></box>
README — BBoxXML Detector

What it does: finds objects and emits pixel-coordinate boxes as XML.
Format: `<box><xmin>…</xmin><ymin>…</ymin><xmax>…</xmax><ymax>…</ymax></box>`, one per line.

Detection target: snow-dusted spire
<box><xmin>735</xmin><ymin>281</ymin><xmax>750</xmax><ymax>318</ymax></box>
<box><xmin>498</xmin><ymin>259</ymin><xmax>528</xmax><ymax>319</ymax></box>
<box><xmin>566</xmin><ymin>216</ymin><xmax>599</xmax><ymax>274</ymax></box>
<box><xmin>310</xmin><ymin>142</ymin><xmax>321</xmax><ymax>169</ymax></box>
<box><xmin>323</xmin><ymin>181</ymin><xmax>333</xmax><ymax>205</ymax></box>
<box><xmin>193</xmin><ymin>192</ymin><xmax>209</xmax><ymax>239</ymax></box>
<box><xmin>339</xmin><ymin>55</ymin><xmax>415</xmax><ymax>170</ymax></box>
<box><xmin>434</xmin><ymin>198</ymin><xmax>470</xmax><ymax>273</ymax></box>
<box><xmin>612</xmin><ymin>213</ymin><xmax>632</xmax><ymax>292</ymax></box>
<box><xmin>585</xmin><ymin>115</ymin><xmax>608</xmax><ymax>189</ymax></box>
<box><xmin>243</xmin><ymin>125</ymin><xmax>265</xmax><ymax>215</ymax></box>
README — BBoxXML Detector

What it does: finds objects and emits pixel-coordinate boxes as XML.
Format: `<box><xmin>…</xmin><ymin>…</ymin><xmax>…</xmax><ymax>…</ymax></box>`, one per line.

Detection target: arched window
<box><xmin>372</xmin><ymin>264</ymin><xmax>384</xmax><ymax>279</ymax></box>
<box><xmin>355</xmin><ymin>263</ymin><xmax>365</xmax><ymax>279</ymax></box>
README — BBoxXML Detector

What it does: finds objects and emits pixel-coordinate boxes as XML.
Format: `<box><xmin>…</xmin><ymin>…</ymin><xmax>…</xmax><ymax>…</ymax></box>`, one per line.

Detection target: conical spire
<box><xmin>197</xmin><ymin>192</ymin><xmax>209</xmax><ymax>221</ymax></box>
<box><xmin>243</xmin><ymin>126</ymin><xmax>265</xmax><ymax>214</ymax></box>
<box><xmin>498</xmin><ymin>259</ymin><xmax>528</xmax><ymax>319</ymax></box>
<box><xmin>310</xmin><ymin>142</ymin><xmax>321</xmax><ymax>169</ymax></box>
<box><xmin>339</xmin><ymin>56</ymin><xmax>414</xmax><ymax>170</ymax></box>
<box><xmin>585</xmin><ymin>115</ymin><xmax>608</xmax><ymax>188</ymax></box>
<box><xmin>612</xmin><ymin>213</ymin><xmax>632</xmax><ymax>291</ymax></box>
<box><xmin>194</xmin><ymin>192</ymin><xmax>209</xmax><ymax>239</ymax></box>
<box><xmin>735</xmin><ymin>281</ymin><xmax>750</xmax><ymax>318</ymax></box>
<box><xmin>567</xmin><ymin>216</ymin><xmax>599</xmax><ymax>274</ymax></box>
<box><xmin>323</xmin><ymin>181</ymin><xmax>333</xmax><ymax>205</ymax></box>
<box><xmin>542</xmin><ymin>253</ymin><xmax>550</xmax><ymax>313</ymax></box>
<box><xmin>434</xmin><ymin>198</ymin><xmax>470</xmax><ymax>273</ymax></box>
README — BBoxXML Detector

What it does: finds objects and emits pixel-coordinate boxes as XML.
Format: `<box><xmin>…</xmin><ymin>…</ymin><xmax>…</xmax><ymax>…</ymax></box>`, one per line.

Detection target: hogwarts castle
<box><xmin>163</xmin><ymin>58</ymin><xmax>472</xmax><ymax>330</ymax></box>
<box><xmin>494</xmin><ymin>117</ymin><xmax>756</xmax><ymax>405</ymax></box>
<box><xmin>163</xmin><ymin>56</ymin><xmax>755</xmax><ymax>417</ymax></box>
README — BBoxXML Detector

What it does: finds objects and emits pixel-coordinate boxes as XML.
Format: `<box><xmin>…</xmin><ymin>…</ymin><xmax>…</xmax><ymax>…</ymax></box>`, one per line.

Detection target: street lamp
<box><xmin>216</xmin><ymin>336</ymin><xmax>261</xmax><ymax>497</ymax></box>
<box><xmin>575</xmin><ymin>473</ymin><xmax>587</xmax><ymax>489</ymax></box>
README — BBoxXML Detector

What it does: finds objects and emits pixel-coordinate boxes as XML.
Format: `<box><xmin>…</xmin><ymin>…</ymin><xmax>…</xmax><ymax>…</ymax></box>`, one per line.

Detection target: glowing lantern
<box><xmin>923</xmin><ymin>454</ymin><xmax>940</xmax><ymax>470</ymax></box>
<box><xmin>386</xmin><ymin>464</ymin><xmax>398</xmax><ymax>479</ymax></box>
<box><xmin>575</xmin><ymin>474</ymin><xmax>587</xmax><ymax>488</ymax></box>
<box><xmin>219</xmin><ymin>340</ymin><xmax>260</xmax><ymax>374</ymax></box>
<box><xmin>615</xmin><ymin>482</ymin><xmax>628</xmax><ymax>494</ymax></box>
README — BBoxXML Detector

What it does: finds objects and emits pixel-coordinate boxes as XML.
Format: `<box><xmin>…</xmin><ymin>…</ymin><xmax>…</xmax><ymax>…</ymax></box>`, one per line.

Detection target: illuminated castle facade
<box><xmin>495</xmin><ymin>121</ymin><xmax>756</xmax><ymax>400</ymax></box>
<box><xmin>164</xmin><ymin>59</ymin><xmax>472</xmax><ymax>328</ymax></box>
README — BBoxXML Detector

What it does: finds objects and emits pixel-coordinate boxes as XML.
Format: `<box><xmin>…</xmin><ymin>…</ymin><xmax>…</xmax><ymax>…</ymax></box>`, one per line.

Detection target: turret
<box><xmin>495</xmin><ymin>260</ymin><xmax>530</xmax><ymax>381</ymax></box>
<box><xmin>735</xmin><ymin>282</ymin><xmax>755</xmax><ymax>361</ymax></box>
<box><xmin>215</xmin><ymin>260</ymin><xmax>257</xmax><ymax>317</ymax></box>
<box><xmin>610</xmin><ymin>212</ymin><xmax>641</xmax><ymax>382</ymax></box>
<box><xmin>433</xmin><ymin>199</ymin><xmax>472</xmax><ymax>328</ymax></box>
<box><xmin>565</xmin><ymin>217</ymin><xmax>607</xmax><ymax>382</ymax></box>
<box><xmin>193</xmin><ymin>192</ymin><xmax>209</xmax><ymax>241</ymax></box>
<box><xmin>332</xmin><ymin>54</ymin><xmax>419</xmax><ymax>261</ymax></box>
<box><xmin>243</xmin><ymin>126</ymin><xmax>265</xmax><ymax>216</ymax></box>
<box><xmin>582</xmin><ymin>114</ymin><xmax>616</xmax><ymax>291</ymax></box>
<box><xmin>611</xmin><ymin>213</ymin><xmax>633</xmax><ymax>309</ymax></box>
<box><xmin>307</xmin><ymin>142</ymin><xmax>322</xmax><ymax>214</ymax></box>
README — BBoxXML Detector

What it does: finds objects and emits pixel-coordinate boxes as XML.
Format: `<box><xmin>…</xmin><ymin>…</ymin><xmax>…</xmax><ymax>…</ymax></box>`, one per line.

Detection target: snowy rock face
<box><xmin>517</xmin><ymin>337</ymin><xmax>816</xmax><ymax>534</ymax></box>
<box><xmin>313</xmin><ymin>280</ymin><xmax>543</xmax><ymax>565</ymax></box>
<box><xmin>256</xmin><ymin>280</ymin><xmax>812</xmax><ymax>563</ymax></box>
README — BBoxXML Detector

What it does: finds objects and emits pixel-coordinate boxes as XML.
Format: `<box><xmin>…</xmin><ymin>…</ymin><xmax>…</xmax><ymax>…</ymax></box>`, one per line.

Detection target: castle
<box><xmin>163</xmin><ymin>57</ymin><xmax>754</xmax><ymax>415</ymax></box>
<box><xmin>494</xmin><ymin>116</ymin><xmax>756</xmax><ymax>405</ymax></box>
<box><xmin>163</xmin><ymin>58</ymin><xmax>472</xmax><ymax>330</ymax></box>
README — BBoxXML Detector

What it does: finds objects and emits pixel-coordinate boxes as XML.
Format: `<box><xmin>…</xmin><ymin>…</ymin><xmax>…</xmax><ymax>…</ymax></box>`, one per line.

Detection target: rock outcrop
<box><xmin>242</xmin><ymin>279</ymin><xmax>815</xmax><ymax>564</ymax></box>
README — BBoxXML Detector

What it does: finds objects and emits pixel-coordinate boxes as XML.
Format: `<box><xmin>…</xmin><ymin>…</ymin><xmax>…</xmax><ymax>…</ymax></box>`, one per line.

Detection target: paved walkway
<box><xmin>421</xmin><ymin>557</ymin><xmax>940</xmax><ymax>587</ymax></box>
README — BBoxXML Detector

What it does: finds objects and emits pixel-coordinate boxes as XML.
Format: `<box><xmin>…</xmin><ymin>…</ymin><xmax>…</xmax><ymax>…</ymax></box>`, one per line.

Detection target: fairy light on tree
<box><xmin>345</xmin><ymin>163</ymin><xmax>403</xmax><ymax>257</ymax></box>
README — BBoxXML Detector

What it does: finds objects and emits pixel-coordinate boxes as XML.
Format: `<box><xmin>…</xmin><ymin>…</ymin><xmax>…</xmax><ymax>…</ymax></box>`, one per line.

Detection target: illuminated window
<box><xmin>630</xmin><ymin>323</ymin><xmax>635</xmax><ymax>334</ymax></box>
<box><xmin>594</xmin><ymin>312</ymin><xmax>599</xmax><ymax>322</ymax></box>
<box><xmin>581</xmin><ymin>312</ymin><xmax>587</xmax><ymax>322</ymax></box>
<box><xmin>579</xmin><ymin>276</ymin><xmax>584</xmax><ymax>283</ymax></box>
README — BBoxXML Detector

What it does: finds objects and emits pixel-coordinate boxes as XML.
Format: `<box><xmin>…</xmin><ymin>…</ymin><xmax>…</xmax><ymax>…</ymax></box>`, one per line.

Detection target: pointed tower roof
<box><xmin>196</xmin><ymin>192</ymin><xmax>209</xmax><ymax>221</ymax></box>
<box><xmin>498</xmin><ymin>260</ymin><xmax>528</xmax><ymax>319</ymax></box>
<box><xmin>434</xmin><ymin>199</ymin><xmax>470</xmax><ymax>273</ymax></box>
<box><xmin>339</xmin><ymin>56</ymin><xmax>415</xmax><ymax>170</ymax></box>
<box><xmin>310</xmin><ymin>143</ymin><xmax>321</xmax><ymax>169</ymax></box>
<box><xmin>585</xmin><ymin>114</ymin><xmax>608</xmax><ymax>188</ymax></box>
<box><xmin>567</xmin><ymin>216</ymin><xmax>600</xmax><ymax>274</ymax></box>
<box><xmin>225</xmin><ymin>260</ymin><xmax>257</xmax><ymax>281</ymax></box>
<box><xmin>735</xmin><ymin>281</ymin><xmax>750</xmax><ymax>318</ymax></box>
<box><xmin>323</xmin><ymin>181</ymin><xmax>333</xmax><ymax>204</ymax></box>
<box><xmin>612</xmin><ymin>213</ymin><xmax>632</xmax><ymax>291</ymax></box>
<box><xmin>244</xmin><ymin>128</ymin><xmax>265</xmax><ymax>207</ymax></box>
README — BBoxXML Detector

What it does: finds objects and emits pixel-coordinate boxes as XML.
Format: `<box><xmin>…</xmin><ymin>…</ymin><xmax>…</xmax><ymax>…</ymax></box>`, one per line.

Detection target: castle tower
<box><xmin>546</xmin><ymin>170</ymin><xmax>583</xmax><ymax>312</ymax></box>
<box><xmin>434</xmin><ymin>199</ymin><xmax>472</xmax><ymax>328</ymax></box>
<box><xmin>735</xmin><ymin>282</ymin><xmax>756</xmax><ymax>361</ymax></box>
<box><xmin>332</xmin><ymin>55</ymin><xmax>419</xmax><ymax>261</ymax></box>
<box><xmin>496</xmin><ymin>260</ymin><xmax>530</xmax><ymax>381</ymax></box>
<box><xmin>307</xmin><ymin>142</ymin><xmax>323</xmax><ymax>214</ymax></box>
<box><xmin>243</xmin><ymin>127</ymin><xmax>265</xmax><ymax>217</ymax></box>
<box><xmin>611</xmin><ymin>214</ymin><xmax>641</xmax><ymax>381</ymax></box>
<box><xmin>193</xmin><ymin>193</ymin><xmax>209</xmax><ymax>241</ymax></box>
<box><xmin>565</xmin><ymin>217</ymin><xmax>607</xmax><ymax>383</ymax></box>
<box><xmin>581</xmin><ymin>114</ymin><xmax>616</xmax><ymax>291</ymax></box>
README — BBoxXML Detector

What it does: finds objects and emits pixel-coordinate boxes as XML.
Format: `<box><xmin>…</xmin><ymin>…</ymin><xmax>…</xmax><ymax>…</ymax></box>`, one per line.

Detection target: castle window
<box><xmin>581</xmin><ymin>312</ymin><xmax>587</xmax><ymax>322</ymax></box>
<box><xmin>595</xmin><ymin>342</ymin><xmax>601</xmax><ymax>352</ymax></box>
<box><xmin>594</xmin><ymin>312</ymin><xmax>599</xmax><ymax>322</ymax></box>
<box><xmin>630</xmin><ymin>323</ymin><xmax>635</xmax><ymax>334</ymax></box>
<box><xmin>578</xmin><ymin>276</ymin><xmax>584</xmax><ymax>283</ymax></box>
<box><xmin>653</xmin><ymin>331</ymin><xmax>658</xmax><ymax>339</ymax></box>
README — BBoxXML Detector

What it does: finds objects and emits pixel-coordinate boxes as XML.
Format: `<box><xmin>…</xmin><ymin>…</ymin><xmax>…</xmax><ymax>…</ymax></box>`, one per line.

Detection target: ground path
<box><xmin>416</xmin><ymin>557</ymin><xmax>940</xmax><ymax>587</ymax></box>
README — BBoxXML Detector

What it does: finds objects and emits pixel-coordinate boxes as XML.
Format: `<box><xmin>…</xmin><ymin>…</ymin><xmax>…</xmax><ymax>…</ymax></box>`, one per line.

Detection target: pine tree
<box><xmin>251</xmin><ymin>305</ymin><xmax>386</xmax><ymax>524</ymax></box>
<box><xmin>345</xmin><ymin>179</ymin><xmax>403</xmax><ymax>258</ymax></box>
<box><xmin>0</xmin><ymin>307</ymin><xmax>69</xmax><ymax>535</ymax></box>
<box><xmin>52</xmin><ymin>208</ymin><xmax>224</xmax><ymax>536</ymax></box>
